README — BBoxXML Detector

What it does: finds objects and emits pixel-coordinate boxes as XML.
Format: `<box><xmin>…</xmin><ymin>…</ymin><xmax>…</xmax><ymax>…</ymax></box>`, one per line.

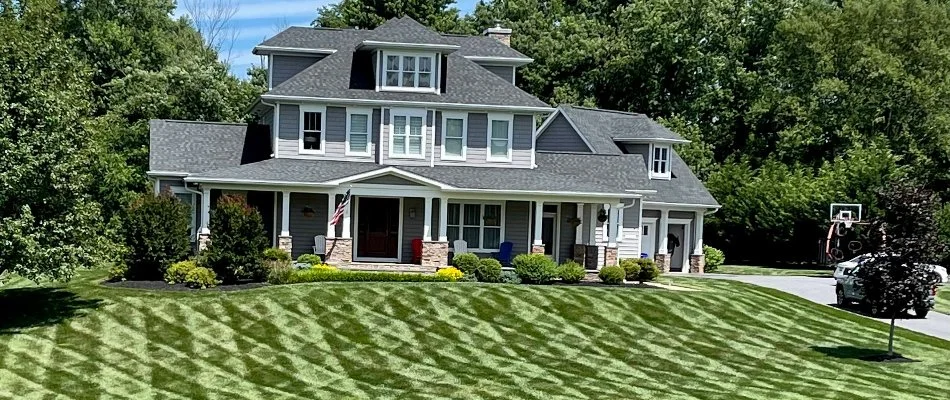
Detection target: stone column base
<box><xmin>325</xmin><ymin>238</ymin><xmax>353</xmax><ymax>264</ymax></box>
<box><xmin>278</xmin><ymin>235</ymin><xmax>293</xmax><ymax>255</ymax></box>
<box><xmin>655</xmin><ymin>253</ymin><xmax>671</xmax><ymax>273</ymax></box>
<box><xmin>604</xmin><ymin>246</ymin><xmax>618</xmax><ymax>267</ymax></box>
<box><xmin>573</xmin><ymin>244</ymin><xmax>587</xmax><ymax>264</ymax></box>
<box><xmin>531</xmin><ymin>244</ymin><xmax>546</xmax><ymax>254</ymax></box>
<box><xmin>689</xmin><ymin>254</ymin><xmax>705</xmax><ymax>274</ymax></box>
<box><xmin>198</xmin><ymin>233</ymin><xmax>211</xmax><ymax>251</ymax></box>
<box><xmin>422</xmin><ymin>241</ymin><xmax>448</xmax><ymax>268</ymax></box>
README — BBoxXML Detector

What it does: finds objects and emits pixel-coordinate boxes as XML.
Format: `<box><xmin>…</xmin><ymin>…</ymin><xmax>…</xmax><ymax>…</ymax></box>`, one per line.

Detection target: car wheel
<box><xmin>914</xmin><ymin>307</ymin><xmax>929</xmax><ymax>319</ymax></box>
<box><xmin>836</xmin><ymin>286</ymin><xmax>848</xmax><ymax>307</ymax></box>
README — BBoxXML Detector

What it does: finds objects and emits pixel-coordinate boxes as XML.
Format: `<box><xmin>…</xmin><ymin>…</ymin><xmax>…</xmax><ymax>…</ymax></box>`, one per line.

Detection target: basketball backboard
<box><xmin>830</xmin><ymin>203</ymin><xmax>862</xmax><ymax>223</ymax></box>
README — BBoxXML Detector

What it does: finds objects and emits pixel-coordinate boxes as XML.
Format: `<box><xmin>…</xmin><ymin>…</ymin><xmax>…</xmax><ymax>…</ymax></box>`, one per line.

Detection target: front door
<box><xmin>356</xmin><ymin>197</ymin><xmax>400</xmax><ymax>260</ymax></box>
<box><xmin>641</xmin><ymin>221</ymin><xmax>656</xmax><ymax>259</ymax></box>
<box><xmin>541</xmin><ymin>204</ymin><xmax>559</xmax><ymax>261</ymax></box>
<box><xmin>668</xmin><ymin>224</ymin><xmax>686</xmax><ymax>272</ymax></box>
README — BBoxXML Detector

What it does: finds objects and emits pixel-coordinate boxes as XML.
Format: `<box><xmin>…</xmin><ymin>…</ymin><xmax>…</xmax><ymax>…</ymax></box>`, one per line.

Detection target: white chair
<box><xmin>313</xmin><ymin>235</ymin><xmax>326</xmax><ymax>255</ymax></box>
<box><xmin>453</xmin><ymin>239</ymin><xmax>468</xmax><ymax>254</ymax></box>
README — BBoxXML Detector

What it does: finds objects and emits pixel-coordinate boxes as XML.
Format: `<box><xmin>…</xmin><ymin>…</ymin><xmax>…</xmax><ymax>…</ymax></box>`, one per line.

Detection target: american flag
<box><xmin>329</xmin><ymin>189</ymin><xmax>351</xmax><ymax>226</ymax></box>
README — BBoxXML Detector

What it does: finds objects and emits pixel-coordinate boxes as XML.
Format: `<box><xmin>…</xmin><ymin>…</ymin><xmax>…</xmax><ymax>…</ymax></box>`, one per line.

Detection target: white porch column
<box><xmin>587</xmin><ymin>204</ymin><xmax>597</xmax><ymax>244</ymax></box>
<box><xmin>423</xmin><ymin>196</ymin><xmax>433</xmax><ymax>241</ymax></box>
<box><xmin>341</xmin><ymin>194</ymin><xmax>352</xmax><ymax>239</ymax></box>
<box><xmin>658</xmin><ymin>209</ymin><xmax>669</xmax><ymax>255</ymax></box>
<box><xmin>533</xmin><ymin>201</ymin><xmax>544</xmax><ymax>246</ymax></box>
<box><xmin>601</xmin><ymin>204</ymin><xmax>610</xmax><ymax>243</ymax></box>
<box><xmin>326</xmin><ymin>193</ymin><xmax>337</xmax><ymax>239</ymax></box>
<box><xmin>693</xmin><ymin>211</ymin><xmax>705</xmax><ymax>255</ymax></box>
<box><xmin>575</xmin><ymin>203</ymin><xmax>584</xmax><ymax>245</ymax></box>
<box><xmin>200</xmin><ymin>188</ymin><xmax>211</xmax><ymax>234</ymax></box>
<box><xmin>607</xmin><ymin>204</ymin><xmax>619</xmax><ymax>247</ymax></box>
<box><xmin>438</xmin><ymin>197</ymin><xmax>448</xmax><ymax>242</ymax></box>
<box><xmin>617</xmin><ymin>205</ymin><xmax>625</xmax><ymax>242</ymax></box>
<box><xmin>280</xmin><ymin>191</ymin><xmax>291</xmax><ymax>236</ymax></box>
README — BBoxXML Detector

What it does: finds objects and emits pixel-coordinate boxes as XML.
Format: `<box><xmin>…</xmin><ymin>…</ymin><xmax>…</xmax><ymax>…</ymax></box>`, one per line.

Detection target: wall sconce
<box><xmin>409</xmin><ymin>208</ymin><xmax>416</xmax><ymax>219</ymax></box>
<box><xmin>302</xmin><ymin>206</ymin><xmax>315</xmax><ymax>218</ymax></box>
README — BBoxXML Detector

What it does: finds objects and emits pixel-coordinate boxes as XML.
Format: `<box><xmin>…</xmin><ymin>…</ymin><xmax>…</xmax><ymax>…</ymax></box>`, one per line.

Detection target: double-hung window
<box><xmin>299</xmin><ymin>105</ymin><xmax>326</xmax><ymax>154</ymax></box>
<box><xmin>447</xmin><ymin>203</ymin><xmax>504</xmax><ymax>251</ymax></box>
<box><xmin>441</xmin><ymin>112</ymin><xmax>467</xmax><ymax>160</ymax></box>
<box><xmin>651</xmin><ymin>144</ymin><xmax>671</xmax><ymax>179</ymax></box>
<box><xmin>171</xmin><ymin>188</ymin><xmax>196</xmax><ymax>242</ymax></box>
<box><xmin>487</xmin><ymin>113</ymin><xmax>513</xmax><ymax>162</ymax></box>
<box><xmin>384</xmin><ymin>52</ymin><xmax>435</xmax><ymax>91</ymax></box>
<box><xmin>390</xmin><ymin>108</ymin><xmax>426</xmax><ymax>158</ymax></box>
<box><xmin>346</xmin><ymin>108</ymin><xmax>371</xmax><ymax>156</ymax></box>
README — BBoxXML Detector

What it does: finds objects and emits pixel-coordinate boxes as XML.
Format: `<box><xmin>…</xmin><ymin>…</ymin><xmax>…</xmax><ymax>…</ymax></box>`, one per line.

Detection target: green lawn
<box><xmin>936</xmin><ymin>287</ymin><xmax>950</xmax><ymax>315</ymax></box>
<box><xmin>2</xmin><ymin>271</ymin><xmax>950</xmax><ymax>399</ymax></box>
<box><xmin>715</xmin><ymin>264</ymin><xmax>833</xmax><ymax>277</ymax></box>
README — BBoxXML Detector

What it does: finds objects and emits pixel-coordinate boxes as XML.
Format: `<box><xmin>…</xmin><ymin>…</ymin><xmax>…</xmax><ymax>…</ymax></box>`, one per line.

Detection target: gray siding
<box><xmin>558</xmin><ymin>203</ymin><xmax>577</xmax><ymax>262</ymax></box>
<box><xmin>537</xmin><ymin>114</ymin><xmax>591</xmax><ymax>153</ymax></box>
<box><xmin>289</xmin><ymin>193</ymin><xmax>329</xmax><ymax>259</ymax></box>
<box><xmin>401</xmin><ymin>197</ymin><xmax>424</xmax><ymax>263</ymax></box>
<box><xmin>482</xmin><ymin>65</ymin><xmax>514</xmax><ymax>83</ymax></box>
<box><xmin>505</xmin><ymin>200</ymin><xmax>531</xmax><ymax>255</ymax></box>
<box><xmin>670</xmin><ymin>211</ymin><xmax>694</xmax><ymax>220</ymax></box>
<box><xmin>624</xmin><ymin>143</ymin><xmax>651</xmax><ymax>170</ymax></box>
<box><xmin>277</xmin><ymin>104</ymin><xmax>379</xmax><ymax>161</ymax></box>
<box><xmin>277</xmin><ymin>103</ymin><xmax>299</xmax><ymax>157</ymax></box>
<box><xmin>643</xmin><ymin>209</ymin><xmax>661</xmax><ymax>219</ymax></box>
<box><xmin>271</xmin><ymin>55</ymin><xmax>324</xmax><ymax>88</ymax></box>
<box><xmin>433</xmin><ymin>112</ymin><xmax>533</xmax><ymax>168</ymax></box>
<box><xmin>382</xmin><ymin>109</ymin><xmax>435</xmax><ymax>166</ymax></box>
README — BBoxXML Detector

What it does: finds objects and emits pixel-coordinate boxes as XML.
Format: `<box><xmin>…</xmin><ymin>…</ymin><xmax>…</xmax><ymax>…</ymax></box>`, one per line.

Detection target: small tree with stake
<box><xmin>857</xmin><ymin>181</ymin><xmax>947</xmax><ymax>358</ymax></box>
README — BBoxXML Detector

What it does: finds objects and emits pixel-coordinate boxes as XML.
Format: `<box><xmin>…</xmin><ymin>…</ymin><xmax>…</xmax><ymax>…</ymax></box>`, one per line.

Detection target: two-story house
<box><xmin>148</xmin><ymin>17</ymin><xmax>719</xmax><ymax>273</ymax></box>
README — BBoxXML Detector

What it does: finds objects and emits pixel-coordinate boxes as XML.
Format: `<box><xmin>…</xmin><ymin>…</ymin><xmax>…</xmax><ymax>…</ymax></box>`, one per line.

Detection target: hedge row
<box><xmin>284</xmin><ymin>269</ymin><xmax>455</xmax><ymax>284</ymax></box>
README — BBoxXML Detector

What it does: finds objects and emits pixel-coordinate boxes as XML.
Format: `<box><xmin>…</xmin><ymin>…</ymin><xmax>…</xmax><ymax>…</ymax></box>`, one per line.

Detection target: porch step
<box><xmin>334</xmin><ymin>262</ymin><xmax>437</xmax><ymax>274</ymax></box>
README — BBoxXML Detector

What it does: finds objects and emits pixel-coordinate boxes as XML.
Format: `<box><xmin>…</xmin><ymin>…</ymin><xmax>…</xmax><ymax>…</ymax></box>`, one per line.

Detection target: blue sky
<box><xmin>174</xmin><ymin>0</ymin><xmax>479</xmax><ymax>77</ymax></box>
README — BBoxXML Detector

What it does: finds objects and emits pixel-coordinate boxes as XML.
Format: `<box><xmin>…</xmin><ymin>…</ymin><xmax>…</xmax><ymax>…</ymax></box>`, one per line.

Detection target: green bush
<box><xmin>638</xmin><ymin>263</ymin><xmax>661</xmax><ymax>282</ymax></box>
<box><xmin>266</xmin><ymin>260</ymin><xmax>294</xmax><ymax>284</ymax></box>
<box><xmin>164</xmin><ymin>260</ymin><xmax>197</xmax><ymax>284</ymax></box>
<box><xmin>620</xmin><ymin>258</ymin><xmax>648</xmax><ymax>281</ymax></box>
<box><xmin>296</xmin><ymin>254</ymin><xmax>322</xmax><ymax>265</ymax></box>
<box><xmin>557</xmin><ymin>261</ymin><xmax>586</xmax><ymax>284</ymax></box>
<box><xmin>452</xmin><ymin>253</ymin><xmax>481</xmax><ymax>274</ymax></box>
<box><xmin>263</xmin><ymin>248</ymin><xmax>291</xmax><ymax>262</ymax></box>
<box><xmin>475</xmin><ymin>258</ymin><xmax>503</xmax><ymax>283</ymax></box>
<box><xmin>202</xmin><ymin>195</ymin><xmax>270</xmax><ymax>283</ymax></box>
<box><xmin>512</xmin><ymin>253</ymin><xmax>558</xmax><ymax>284</ymax></box>
<box><xmin>599</xmin><ymin>265</ymin><xmax>625</xmax><ymax>284</ymax></box>
<box><xmin>184</xmin><ymin>266</ymin><xmax>218</xmax><ymax>289</ymax></box>
<box><xmin>703</xmin><ymin>245</ymin><xmax>725</xmax><ymax>273</ymax></box>
<box><xmin>500</xmin><ymin>270</ymin><xmax>521</xmax><ymax>284</ymax></box>
<box><xmin>284</xmin><ymin>269</ymin><xmax>454</xmax><ymax>284</ymax></box>
<box><xmin>107</xmin><ymin>264</ymin><xmax>129</xmax><ymax>282</ymax></box>
<box><xmin>120</xmin><ymin>193</ymin><xmax>192</xmax><ymax>280</ymax></box>
<box><xmin>435</xmin><ymin>267</ymin><xmax>464</xmax><ymax>281</ymax></box>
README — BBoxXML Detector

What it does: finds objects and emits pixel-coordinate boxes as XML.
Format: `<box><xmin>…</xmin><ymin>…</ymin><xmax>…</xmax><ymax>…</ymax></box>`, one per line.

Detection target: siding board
<box><xmin>289</xmin><ymin>193</ymin><xmax>329</xmax><ymax>258</ymax></box>
<box><xmin>271</xmin><ymin>55</ymin><xmax>324</xmax><ymax>88</ymax></box>
<box><xmin>537</xmin><ymin>114</ymin><xmax>591</xmax><ymax>153</ymax></box>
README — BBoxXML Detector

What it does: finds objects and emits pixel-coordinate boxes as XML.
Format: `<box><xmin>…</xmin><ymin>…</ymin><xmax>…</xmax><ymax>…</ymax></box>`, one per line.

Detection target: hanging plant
<box><xmin>597</xmin><ymin>209</ymin><xmax>608</xmax><ymax>223</ymax></box>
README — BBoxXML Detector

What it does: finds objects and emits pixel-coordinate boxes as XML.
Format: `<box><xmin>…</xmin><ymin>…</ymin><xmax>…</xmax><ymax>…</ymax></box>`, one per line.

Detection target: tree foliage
<box><xmin>314</xmin><ymin>0</ymin><xmax>473</xmax><ymax>33</ymax></box>
<box><xmin>120</xmin><ymin>193</ymin><xmax>192</xmax><ymax>280</ymax></box>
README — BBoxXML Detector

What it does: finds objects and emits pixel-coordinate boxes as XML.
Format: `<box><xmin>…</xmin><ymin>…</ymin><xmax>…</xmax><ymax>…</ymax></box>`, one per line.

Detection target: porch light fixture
<box><xmin>597</xmin><ymin>209</ymin><xmax>608</xmax><ymax>223</ymax></box>
<box><xmin>302</xmin><ymin>206</ymin><xmax>316</xmax><ymax>218</ymax></box>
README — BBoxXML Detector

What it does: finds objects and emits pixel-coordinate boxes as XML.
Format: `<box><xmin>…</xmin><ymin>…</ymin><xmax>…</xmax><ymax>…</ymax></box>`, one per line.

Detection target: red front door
<box><xmin>356</xmin><ymin>197</ymin><xmax>400</xmax><ymax>259</ymax></box>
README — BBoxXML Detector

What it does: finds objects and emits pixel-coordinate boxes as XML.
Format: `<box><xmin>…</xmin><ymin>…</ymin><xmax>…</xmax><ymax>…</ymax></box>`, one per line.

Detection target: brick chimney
<box><xmin>483</xmin><ymin>22</ymin><xmax>512</xmax><ymax>47</ymax></box>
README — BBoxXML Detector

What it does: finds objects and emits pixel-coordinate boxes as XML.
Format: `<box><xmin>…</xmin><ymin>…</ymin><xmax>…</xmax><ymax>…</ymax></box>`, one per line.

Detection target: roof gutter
<box><xmin>643</xmin><ymin>200</ymin><xmax>721</xmax><ymax>209</ymax></box>
<box><xmin>463</xmin><ymin>56</ymin><xmax>533</xmax><ymax>66</ymax></box>
<box><xmin>147</xmin><ymin>170</ymin><xmax>190</xmax><ymax>178</ymax></box>
<box><xmin>260</xmin><ymin>94</ymin><xmax>555</xmax><ymax>113</ymax></box>
<box><xmin>614</xmin><ymin>138</ymin><xmax>691</xmax><ymax>144</ymax></box>
<box><xmin>358</xmin><ymin>40</ymin><xmax>460</xmax><ymax>52</ymax></box>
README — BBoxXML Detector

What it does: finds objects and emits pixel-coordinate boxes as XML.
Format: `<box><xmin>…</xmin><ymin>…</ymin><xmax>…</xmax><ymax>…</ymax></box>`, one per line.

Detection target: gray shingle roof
<box><xmin>641</xmin><ymin>151</ymin><xmax>719</xmax><ymax>206</ymax></box>
<box><xmin>559</xmin><ymin>105</ymin><xmax>686</xmax><ymax>154</ymax></box>
<box><xmin>189</xmin><ymin>158</ymin><xmax>384</xmax><ymax>183</ymax></box>
<box><xmin>441</xmin><ymin>35</ymin><xmax>530</xmax><ymax>59</ymax></box>
<box><xmin>364</xmin><ymin>17</ymin><xmax>453</xmax><ymax>46</ymax></box>
<box><xmin>257</xmin><ymin>27</ymin><xmax>365</xmax><ymax>50</ymax></box>
<box><xmin>149</xmin><ymin>120</ymin><xmax>269</xmax><ymax>174</ymax></box>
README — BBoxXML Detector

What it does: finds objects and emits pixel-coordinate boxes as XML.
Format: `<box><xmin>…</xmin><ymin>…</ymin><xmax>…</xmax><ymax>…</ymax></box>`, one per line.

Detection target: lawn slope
<box><xmin>1</xmin><ymin>271</ymin><xmax>949</xmax><ymax>399</ymax></box>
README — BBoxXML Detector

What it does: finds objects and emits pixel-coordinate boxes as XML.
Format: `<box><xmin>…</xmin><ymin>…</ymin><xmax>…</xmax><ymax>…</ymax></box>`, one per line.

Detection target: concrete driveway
<box><xmin>701</xmin><ymin>274</ymin><xmax>950</xmax><ymax>341</ymax></box>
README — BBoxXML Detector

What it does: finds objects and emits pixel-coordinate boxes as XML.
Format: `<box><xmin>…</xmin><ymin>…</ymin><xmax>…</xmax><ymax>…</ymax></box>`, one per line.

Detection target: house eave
<box><xmin>614</xmin><ymin>138</ymin><xmax>691</xmax><ymax>144</ymax></box>
<box><xmin>358</xmin><ymin>40</ymin><xmax>460</xmax><ymax>53</ymax></box>
<box><xmin>463</xmin><ymin>56</ymin><xmax>533</xmax><ymax>66</ymax></box>
<box><xmin>259</xmin><ymin>94</ymin><xmax>555</xmax><ymax>113</ymax></box>
<box><xmin>252</xmin><ymin>46</ymin><xmax>338</xmax><ymax>55</ymax></box>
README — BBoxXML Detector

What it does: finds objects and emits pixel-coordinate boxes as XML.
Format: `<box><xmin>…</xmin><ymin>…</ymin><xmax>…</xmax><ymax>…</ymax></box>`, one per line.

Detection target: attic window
<box><xmin>382</xmin><ymin>51</ymin><xmax>436</xmax><ymax>92</ymax></box>
<box><xmin>651</xmin><ymin>144</ymin><xmax>671</xmax><ymax>179</ymax></box>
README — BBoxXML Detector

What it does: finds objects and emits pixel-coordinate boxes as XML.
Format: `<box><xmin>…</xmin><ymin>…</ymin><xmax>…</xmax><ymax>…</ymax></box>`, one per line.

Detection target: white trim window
<box><xmin>447</xmin><ymin>202</ymin><xmax>504</xmax><ymax>251</ymax></box>
<box><xmin>299</xmin><ymin>105</ymin><xmax>326</xmax><ymax>154</ymax></box>
<box><xmin>441</xmin><ymin>112</ymin><xmax>467</xmax><ymax>160</ymax></box>
<box><xmin>346</xmin><ymin>107</ymin><xmax>372</xmax><ymax>156</ymax></box>
<box><xmin>487</xmin><ymin>113</ymin><xmax>513</xmax><ymax>162</ymax></box>
<box><xmin>382</xmin><ymin>51</ymin><xmax>435</xmax><ymax>92</ymax></box>
<box><xmin>650</xmin><ymin>144</ymin><xmax>671</xmax><ymax>179</ymax></box>
<box><xmin>389</xmin><ymin>108</ymin><xmax>426</xmax><ymax>158</ymax></box>
<box><xmin>171</xmin><ymin>188</ymin><xmax>197</xmax><ymax>242</ymax></box>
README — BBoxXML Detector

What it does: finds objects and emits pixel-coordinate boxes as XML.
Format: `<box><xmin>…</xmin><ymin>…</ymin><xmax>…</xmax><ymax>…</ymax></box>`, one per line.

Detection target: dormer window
<box><xmin>650</xmin><ymin>144</ymin><xmax>671</xmax><ymax>179</ymax></box>
<box><xmin>381</xmin><ymin>51</ymin><xmax>437</xmax><ymax>93</ymax></box>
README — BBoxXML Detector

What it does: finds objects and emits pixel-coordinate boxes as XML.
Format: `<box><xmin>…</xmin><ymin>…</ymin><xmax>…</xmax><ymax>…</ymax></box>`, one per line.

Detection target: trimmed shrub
<box><xmin>512</xmin><ymin>253</ymin><xmax>558</xmax><ymax>284</ymax></box>
<box><xmin>311</xmin><ymin>263</ymin><xmax>338</xmax><ymax>271</ymax></box>
<box><xmin>460</xmin><ymin>272</ymin><xmax>478</xmax><ymax>282</ymax></box>
<box><xmin>703</xmin><ymin>245</ymin><xmax>725</xmax><ymax>273</ymax></box>
<box><xmin>285</xmin><ymin>269</ymin><xmax>454</xmax><ymax>284</ymax></box>
<box><xmin>638</xmin><ymin>263</ymin><xmax>661</xmax><ymax>282</ymax></box>
<box><xmin>165</xmin><ymin>260</ymin><xmax>197</xmax><ymax>284</ymax></box>
<box><xmin>263</xmin><ymin>248</ymin><xmax>291</xmax><ymax>262</ymax></box>
<box><xmin>619</xmin><ymin>259</ymin><xmax>643</xmax><ymax>281</ymax></box>
<box><xmin>297</xmin><ymin>254</ymin><xmax>322</xmax><ymax>265</ymax></box>
<box><xmin>558</xmin><ymin>261</ymin><xmax>586</xmax><ymax>284</ymax></box>
<box><xmin>266</xmin><ymin>260</ymin><xmax>294</xmax><ymax>285</ymax></box>
<box><xmin>202</xmin><ymin>195</ymin><xmax>270</xmax><ymax>283</ymax></box>
<box><xmin>435</xmin><ymin>267</ymin><xmax>464</xmax><ymax>281</ymax></box>
<box><xmin>184</xmin><ymin>266</ymin><xmax>218</xmax><ymax>289</ymax></box>
<box><xmin>475</xmin><ymin>258</ymin><xmax>503</xmax><ymax>283</ymax></box>
<box><xmin>120</xmin><ymin>193</ymin><xmax>192</xmax><ymax>280</ymax></box>
<box><xmin>500</xmin><ymin>270</ymin><xmax>521</xmax><ymax>284</ymax></box>
<box><xmin>599</xmin><ymin>265</ymin><xmax>625</xmax><ymax>284</ymax></box>
<box><xmin>452</xmin><ymin>253</ymin><xmax>480</xmax><ymax>274</ymax></box>
<box><xmin>107</xmin><ymin>264</ymin><xmax>129</xmax><ymax>282</ymax></box>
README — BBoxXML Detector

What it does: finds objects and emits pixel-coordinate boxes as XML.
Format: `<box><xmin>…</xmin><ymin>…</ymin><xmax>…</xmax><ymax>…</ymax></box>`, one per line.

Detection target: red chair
<box><xmin>411</xmin><ymin>238</ymin><xmax>423</xmax><ymax>264</ymax></box>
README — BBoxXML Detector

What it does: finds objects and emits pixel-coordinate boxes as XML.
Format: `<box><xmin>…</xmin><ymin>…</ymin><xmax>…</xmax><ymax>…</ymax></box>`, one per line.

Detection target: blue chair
<box><xmin>493</xmin><ymin>241</ymin><xmax>514</xmax><ymax>266</ymax></box>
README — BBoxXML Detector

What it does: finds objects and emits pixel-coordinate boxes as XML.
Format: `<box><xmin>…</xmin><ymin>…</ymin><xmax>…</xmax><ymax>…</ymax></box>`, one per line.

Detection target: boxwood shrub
<box><xmin>263</xmin><ymin>248</ymin><xmax>291</xmax><ymax>262</ymax></box>
<box><xmin>165</xmin><ymin>260</ymin><xmax>198</xmax><ymax>284</ymax></box>
<box><xmin>476</xmin><ymin>258</ymin><xmax>503</xmax><ymax>283</ymax></box>
<box><xmin>557</xmin><ymin>261</ymin><xmax>586</xmax><ymax>284</ymax></box>
<box><xmin>296</xmin><ymin>254</ymin><xmax>322</xmax><ymax>265</ymax></box>
<box><xmin>512</xmin><ymin>253</ymin><xmax>557</xmax><ymax>284</ymax></box>
<box><xmin>452</xmin><ymin>253</ymin><xmax>480</xmax><ymax>274</ymax></box>
<box><xmin>703</xmin><ymin>245</ymin><xmax>725</xmax><ymax>273</ymax></box>
<box><xmin>598</xmin><ymin>265</ymin><xmax>625</xmax><ymax>284</ymax></box>
<box><xmin>638</xmin><ymin>262</ymin><xmax>661</xmax><ymax>282</ymax></box>
<box><xmin>619</xmin><ymin>259</ymin><xmax>643</xmax><ymax>281</ymax></box>
<box><xmin>184</xmin><ymin>266</ymin><xmax>218</xmax><ymax>289</ymax></box>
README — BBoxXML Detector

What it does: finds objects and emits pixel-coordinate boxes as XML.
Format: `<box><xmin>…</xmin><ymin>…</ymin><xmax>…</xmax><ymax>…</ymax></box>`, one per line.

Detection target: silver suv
<box><xmin>835</xmin><ymin>263</ymin><xmax>938</xmax><ymax>318</ymax></box>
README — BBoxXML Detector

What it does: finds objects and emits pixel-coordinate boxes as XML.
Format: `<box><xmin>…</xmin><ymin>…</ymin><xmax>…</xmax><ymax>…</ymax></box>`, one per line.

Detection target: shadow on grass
<box><xmin>811</xmin><ymin>346</ymin><xmax>917</xmax><ymax>363</ymax></box>
<box><xmin>0</xmin><ymin>287</ymin><xmax>103</xmax><ymax>334</ymax></box>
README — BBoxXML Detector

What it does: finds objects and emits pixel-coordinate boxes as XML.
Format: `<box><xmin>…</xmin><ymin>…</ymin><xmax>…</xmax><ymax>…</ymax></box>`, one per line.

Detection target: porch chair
<box><xmin>313</xmin><ymin>235</ymin><xmax>326</xmax><ymax>257</ymax></box>
<box><xmin>453</xmin><ymin>239</ymin><xmax>468</xmax><ymax>254</ymax></box>
<box><xmin>411</xmin><ymin>238</ymin><xmax>423</xmax><ymax>264</ymax></box>
<box><xmin>492</xmin><ymin>241</ymin><xmax>514</xmax><ymax>266</ymax></box>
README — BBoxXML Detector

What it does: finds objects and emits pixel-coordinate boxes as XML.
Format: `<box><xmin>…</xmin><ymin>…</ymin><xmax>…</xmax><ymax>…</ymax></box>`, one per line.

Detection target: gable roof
<box><xmin>546</xmin><ymin>105</ymin><xmax>688</xmax><ymax>154</ymax></box>
<box><xmin>148</xmin><ymin>120</ymin><xmax>270</xmax><ymax>175</ymax></box>
<box><xmin>362</xmin><ymin>17</ymin><xmax>455</xmax><ymax>47</ymax></box>
<box><xmin>643</xmin><ymin>151</ymin><xmax>719</xmax><ymax>207</ymax></box>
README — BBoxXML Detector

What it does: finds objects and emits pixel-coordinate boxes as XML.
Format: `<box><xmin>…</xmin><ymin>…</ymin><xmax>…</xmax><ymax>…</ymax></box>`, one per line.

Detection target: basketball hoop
<box><xmin>843</xmin><ymin>218</ymin><xmax>853</xmax><ymax>229</ymax></box>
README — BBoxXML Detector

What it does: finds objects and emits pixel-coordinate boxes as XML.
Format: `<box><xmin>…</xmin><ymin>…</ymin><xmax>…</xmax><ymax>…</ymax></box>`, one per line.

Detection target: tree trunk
<box><xmin>888</xmin><ymin>314</ymin><xmax>896</xmax><ymax>356</ymax></box>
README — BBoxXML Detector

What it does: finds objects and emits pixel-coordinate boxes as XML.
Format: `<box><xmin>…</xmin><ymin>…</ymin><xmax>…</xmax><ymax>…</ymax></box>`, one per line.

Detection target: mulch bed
<box><xmin>103</xmin><ymin>280</ymin><xmax>268</xmax><ymax>292</ymax></box>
